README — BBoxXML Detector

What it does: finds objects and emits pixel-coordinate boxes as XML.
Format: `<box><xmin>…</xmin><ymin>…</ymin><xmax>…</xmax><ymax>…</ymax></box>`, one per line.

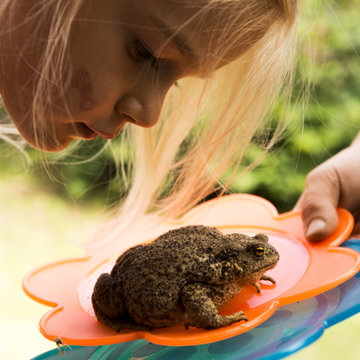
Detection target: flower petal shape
<box><xmin>31</xmin><ymin>240</ymin><xmax>360</xmax><ymax>360</ymax></box>
<box><xmin>23</xmin><ymin>194</ymin><xmax>359</xmax><ymax>346</ymax></box>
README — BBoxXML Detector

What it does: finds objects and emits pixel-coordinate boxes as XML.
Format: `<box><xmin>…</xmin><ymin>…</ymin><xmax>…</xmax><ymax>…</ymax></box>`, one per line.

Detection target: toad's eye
<box><xmin>253</xmin><ymin>246</ymin><xmax>265</xmax><ymax>257</ymax></box>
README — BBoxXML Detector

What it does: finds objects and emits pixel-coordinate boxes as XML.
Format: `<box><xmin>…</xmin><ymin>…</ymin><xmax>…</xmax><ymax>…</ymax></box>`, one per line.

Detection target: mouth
<box><xmin>74</xmin><ymin>123</ymin><xmax>118</xmax><ymax>140</ymax></box>
<box><xmin>265</xmin><ymin>256</ymin><xmax>280</xmax><ymax>272</ymax></box>
<box><xmin>85</xmin><ymin>123</ymin><xmax>123</xmax><ymax>140</ymax></box>
<box><xmin>74</xmin><ymin>123</ymin><xmax>98</xmax><ymax>140</ymax></box>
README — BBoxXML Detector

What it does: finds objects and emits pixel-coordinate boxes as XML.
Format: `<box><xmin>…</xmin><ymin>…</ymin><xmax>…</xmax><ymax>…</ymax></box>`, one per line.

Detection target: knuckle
<box><xmin>305</xmin><ymin>165</ymin><xmax>337</xmax><ymax>188</ymax></box>
<box><xmin>305</xmin><ymin>164</ymin><xmax>340</xmax><ymax>200</ymax></box>
<box><xmin>301</xmin><ymin>195</ymin><xmax>325</xmax><ymax>219</ymax></box>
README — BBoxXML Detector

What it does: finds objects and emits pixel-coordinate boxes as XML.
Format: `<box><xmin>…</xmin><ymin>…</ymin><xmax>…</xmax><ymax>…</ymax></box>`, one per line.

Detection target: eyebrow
<box><xmin>147</xmin><ymin>14</ymin><xmax>199</xmax><ymax>70</ymax></box>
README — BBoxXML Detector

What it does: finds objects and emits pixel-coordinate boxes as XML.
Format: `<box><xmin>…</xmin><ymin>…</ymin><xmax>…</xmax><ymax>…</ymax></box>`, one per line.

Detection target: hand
<box><xmin>295</xmin><ymin>135</ymin><xmax>360</xmax><ymax>241</ymax></box>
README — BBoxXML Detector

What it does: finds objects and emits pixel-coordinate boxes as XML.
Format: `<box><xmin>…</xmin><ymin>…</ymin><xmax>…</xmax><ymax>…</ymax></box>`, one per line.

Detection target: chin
<box><xmin>35</xmin><ymin>138</ymin><xmax>74</xmax><ymax>153</ymax></box>
<box><xmin>4</xmin><ymin>102</ymin><xmax>73</xmax><ymax>153</ymax></box>
<box><xmin>36</xmin><ymin>142</ymin><xmax>72</xmax><ymax>153</ymax></box>
<box><xmin>19</xmin><ymin>130</ymin><xmax>73</xmax><ymax>153</ymax></box>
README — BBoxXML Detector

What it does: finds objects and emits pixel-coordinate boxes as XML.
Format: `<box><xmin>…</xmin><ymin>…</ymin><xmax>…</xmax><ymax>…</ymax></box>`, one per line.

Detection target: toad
<box><xmin>92</xmin><ymin>225</ymin><xmax>279</xmax><ymax>330</ymax></box>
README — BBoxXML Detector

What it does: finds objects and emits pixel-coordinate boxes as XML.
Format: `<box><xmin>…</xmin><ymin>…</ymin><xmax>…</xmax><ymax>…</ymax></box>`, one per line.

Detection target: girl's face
<box><xmin>0</xmin><ymin>0</ymin><xmax>245</xmax><ymax>151</ymax></box>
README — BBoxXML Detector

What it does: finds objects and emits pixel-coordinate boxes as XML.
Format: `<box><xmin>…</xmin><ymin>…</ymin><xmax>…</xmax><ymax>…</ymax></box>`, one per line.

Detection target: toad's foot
<box><xmin>184</xmin><ymin>310</ymin><xmax>248</xmax><ymax>330</ymax></box>
<box><xmin>253</xmin><ymin>274</ymin><xmax>276</xmax><ymax>293</ymax></box>
<box><xmin>181</xmin><ymin>283</ymin><xmax>248</xmax><ymax>330</ymax></box>
<box><xmin>261</xmin><ymin>274</ymin><xmax>276</xmax><ymax>284</ymax></box>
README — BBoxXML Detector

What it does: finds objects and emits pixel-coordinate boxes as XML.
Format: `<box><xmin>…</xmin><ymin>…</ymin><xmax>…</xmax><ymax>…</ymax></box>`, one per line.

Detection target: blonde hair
<box><xmin>120</xmin><ymin>1</ymin><xmax>298</xmax><ymax>219</ymax></box>
<box><xmin>0</xmin><ymin>1</ymin><xmax>298</xmax><ymax>239</ymax></box>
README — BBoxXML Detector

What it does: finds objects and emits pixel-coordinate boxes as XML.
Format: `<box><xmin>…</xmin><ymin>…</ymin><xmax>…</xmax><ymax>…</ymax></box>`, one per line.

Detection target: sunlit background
<box><xmin>1</xmin><ymin>0</ymin><xmax>360</xmax><ymax>359</ymax></box>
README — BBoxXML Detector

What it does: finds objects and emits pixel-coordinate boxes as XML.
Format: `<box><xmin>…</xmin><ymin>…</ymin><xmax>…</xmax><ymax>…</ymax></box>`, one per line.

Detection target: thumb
<box><xmin>295</xmin><ymin>166</ymin><xmax>340</xmax><ymax>242</ymax></box>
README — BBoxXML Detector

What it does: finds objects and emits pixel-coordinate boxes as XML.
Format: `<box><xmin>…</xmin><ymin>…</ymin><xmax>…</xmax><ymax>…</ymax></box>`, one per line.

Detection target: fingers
<box><xmin>296</xmin><ymin>143</ymin><xmax>360</xmax><ymax>242</ymax></box>
<box><xmin>296</xmin><ymin>163</ymin><xmax>341</xmax><ymax>242</ymax></box>
<box><xmin>295</xmin><ymin>155</ymin><xmax>341</xmax><ymax>241</ymax></box>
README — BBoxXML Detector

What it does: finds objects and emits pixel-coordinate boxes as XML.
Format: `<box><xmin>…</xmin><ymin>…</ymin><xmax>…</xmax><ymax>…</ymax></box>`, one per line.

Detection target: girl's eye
<box><xmin>129</xmin><ymin>39</ymin><xmax>160</xmax><ymax>70</ymax></box>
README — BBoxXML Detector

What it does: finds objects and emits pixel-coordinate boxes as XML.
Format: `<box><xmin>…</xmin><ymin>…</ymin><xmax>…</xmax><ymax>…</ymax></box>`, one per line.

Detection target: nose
<box><xmin>115</xmin><ymin>96</ymin><xmax>156</xmax><ymax>127</ymax></box>
<box><xmin>115</xmin><ymin>76</ymin><xmax>172</xmax><ymax>128</ymax></box>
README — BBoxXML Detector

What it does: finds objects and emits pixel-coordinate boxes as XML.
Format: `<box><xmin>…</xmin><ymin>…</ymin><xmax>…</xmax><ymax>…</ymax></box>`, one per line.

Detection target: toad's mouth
<box><xmin>263</xmin><ymin>262</ymin><xmax>279</xmax><ymax>273</ymax></box>
<box><xmin>253</xmin><ymin>261</ymin><xmax>279</xmax><ymax>276</ymax></box>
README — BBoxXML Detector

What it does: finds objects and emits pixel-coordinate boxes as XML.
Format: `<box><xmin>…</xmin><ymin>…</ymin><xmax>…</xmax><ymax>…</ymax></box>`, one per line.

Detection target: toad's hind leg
<box><xmin>92</xmin><ymin>273</ymin><xmax>149</xmax><ymax>332</ymax></box>
<box><xmin>180</xmin><ymin>283</ymin><xmax>248</xmax><ymax>330</ymax></box>
<box><xmin>92</xmin><ymin>273</ymin><xmax>126</xmax><ymax>318</ymax></box>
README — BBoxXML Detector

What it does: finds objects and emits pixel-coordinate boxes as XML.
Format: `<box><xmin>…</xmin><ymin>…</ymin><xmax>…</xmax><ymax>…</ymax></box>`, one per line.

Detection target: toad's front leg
<box><xmin>253</xmin><ymin>274</ymin><xmax>276</xmax><ymax>293</ymax></box>
<box><xmin>180</xmin><ymin>283</ymin><xmax>248</xmax><ymax>330</ymax></box>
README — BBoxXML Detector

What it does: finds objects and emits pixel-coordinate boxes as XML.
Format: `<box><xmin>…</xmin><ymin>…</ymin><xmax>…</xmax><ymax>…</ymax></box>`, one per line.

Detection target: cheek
<box><xmin>69</xmin><ymin>28</ymin><xmax>134</xmax><ymax>110</ymax></box>
<box><xmin>71</xmin><ymin>67</ymin><xmax>95</xmax><ymax>111</ymax></box>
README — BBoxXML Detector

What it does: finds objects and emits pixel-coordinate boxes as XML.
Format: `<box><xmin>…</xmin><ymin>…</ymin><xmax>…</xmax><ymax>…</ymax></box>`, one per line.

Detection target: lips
<box><xmin>73</xmin><ymin>123</ymin><xmax>98</xmax><ymax>140</ymax></box>
<box><xmin>84</xmin><ymin>124</ymin><xmax>117</xmax><ymax>140</ymax></box>
<box><xmin>73</xmin><ymin>121</ymin><xmax>126</xmax><ymax>141</ymax></box>
<box><xmin>73</xmin><ymin>123</ymin><xmax>116</xmax><ymax>140</ymax></box>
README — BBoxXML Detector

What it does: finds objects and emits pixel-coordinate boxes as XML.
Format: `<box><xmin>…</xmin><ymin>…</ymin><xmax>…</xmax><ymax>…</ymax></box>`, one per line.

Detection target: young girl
<box><xmin>1</xmin><ymin>0</ymin><xmax>300</xmax><ymax>231</ymax></box>
<box><xmin>22</xmin><ymin>0</ymin><xmax>360</xmax><ymax>248</ymax></box>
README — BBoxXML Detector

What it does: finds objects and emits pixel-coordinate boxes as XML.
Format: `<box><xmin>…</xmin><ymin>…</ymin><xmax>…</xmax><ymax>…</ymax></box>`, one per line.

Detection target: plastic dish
<box><xmin>23</xmin><ymin>194</ymin><xmax>359</xmax><ymax>347</ymax></box>
<box><xmin>32</xmin><ymin>239</ymin><xmax>360</xmax><ymax>360</ymax></box>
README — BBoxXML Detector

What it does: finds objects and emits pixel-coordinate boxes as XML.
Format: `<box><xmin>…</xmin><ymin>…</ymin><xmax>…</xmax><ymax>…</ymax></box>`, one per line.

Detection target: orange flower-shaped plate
<box><xmin>23</xmin><ymin>194</ymin><xmax>359</xmax><ymax>346</ymax></box>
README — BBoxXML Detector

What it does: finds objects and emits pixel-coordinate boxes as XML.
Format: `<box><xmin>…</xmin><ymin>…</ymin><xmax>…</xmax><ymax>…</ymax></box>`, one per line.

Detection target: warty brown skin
<box><xmin>92</xmin><ymin>225</ymin><xmax>279</xmax><ymax>331</ymax></box>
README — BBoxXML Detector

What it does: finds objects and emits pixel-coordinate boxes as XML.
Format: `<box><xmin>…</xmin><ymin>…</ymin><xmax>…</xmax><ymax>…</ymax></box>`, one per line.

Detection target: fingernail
<box><xmin>306</xmin><ymin>218</ymin><xmax>327</xmax><ymax>240</ymax></box>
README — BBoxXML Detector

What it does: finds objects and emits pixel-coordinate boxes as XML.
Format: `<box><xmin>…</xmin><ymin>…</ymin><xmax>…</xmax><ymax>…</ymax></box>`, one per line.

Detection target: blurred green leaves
<box><xmin>228</xmin><ymin>0</ymin><xmax>360</xmax><ymax>212</ymax></box>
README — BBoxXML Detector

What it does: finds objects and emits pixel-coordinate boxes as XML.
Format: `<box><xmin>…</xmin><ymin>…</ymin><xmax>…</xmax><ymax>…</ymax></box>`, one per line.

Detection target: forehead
<box><xmin>135</xmin><ymin>0</ymin><xmax>208</xmax><ymax>18</ymax></box>
<box><xmin>130</xmin><ymin>0</ymin><xmax>266</xmax><ymax>70</ymax></box>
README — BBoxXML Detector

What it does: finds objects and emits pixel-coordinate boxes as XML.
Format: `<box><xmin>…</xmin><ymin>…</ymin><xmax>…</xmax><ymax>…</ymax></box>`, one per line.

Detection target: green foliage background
<box><xmin>1</xmin><ymin>0</ymin><xmax>359</xmax><ymax>214</ymax></box>
<box><xmin>228</xmin><ymin>0</ymin><xmax>360</xmax><ymax>212</ymax></box>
